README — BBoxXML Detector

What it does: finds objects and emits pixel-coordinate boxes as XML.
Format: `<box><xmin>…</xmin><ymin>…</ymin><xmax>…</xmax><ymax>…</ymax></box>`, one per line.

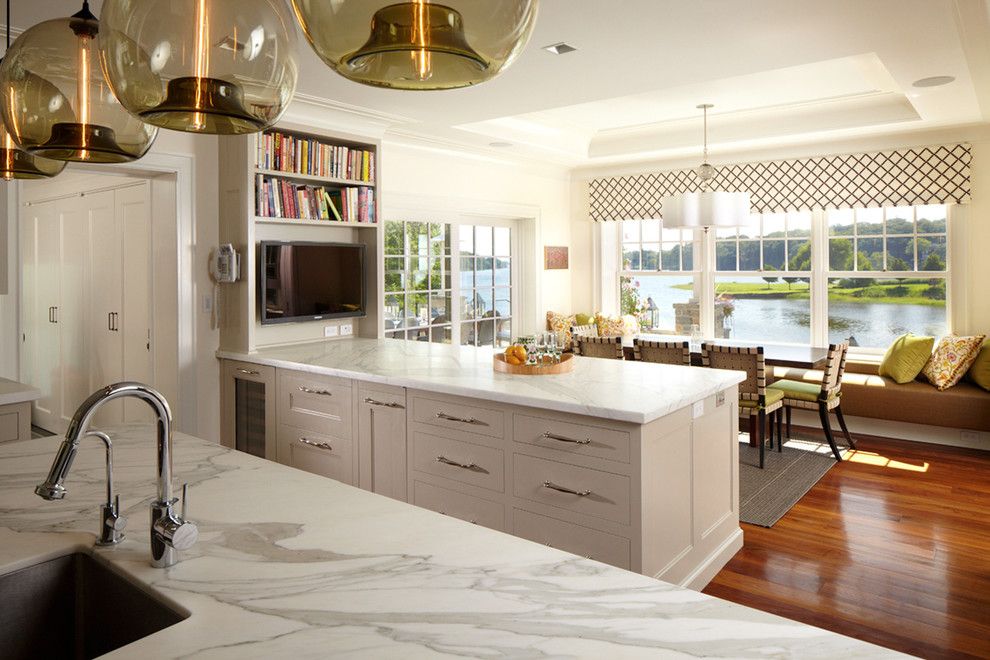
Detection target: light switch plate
<box><xmin>339</xmin><ymin>323</ymin><xmax>353</xmax><ymax>336</ymax></box>
<box><xmin>202</xmin><ymin>294</ymin><xmax>212</xmax><ymax>313</ymax></box>
<box><xmin>324</xmin><ymin>325</ymin><xmax>339</xmax><ymax>337</ymax></box>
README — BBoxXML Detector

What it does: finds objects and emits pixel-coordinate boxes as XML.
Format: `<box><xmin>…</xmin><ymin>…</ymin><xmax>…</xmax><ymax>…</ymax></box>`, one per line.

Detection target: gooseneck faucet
<box><xmin>35</xmin><ymin>382</ymin><xmax>198</xmax><ymax>568</ymax></box>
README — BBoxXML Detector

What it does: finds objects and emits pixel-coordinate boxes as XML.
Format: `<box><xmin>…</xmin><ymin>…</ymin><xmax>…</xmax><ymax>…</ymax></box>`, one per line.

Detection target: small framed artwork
<box><xmin>544</xmin><ymin>246</ymin><xmax>569</xmax><ymax>270</ymax></box>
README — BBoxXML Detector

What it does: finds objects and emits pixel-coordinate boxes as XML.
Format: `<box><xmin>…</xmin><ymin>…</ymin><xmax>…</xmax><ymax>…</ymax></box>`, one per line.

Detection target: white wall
<box><xmin>570</xmin><ymin>125</ymin><xmax>990</xmax><ymax>336</ymax></box>
<box><xmin>381</xmin><ymin>139</ymin><xmax>574</xmax><ymax>328</ymax></box>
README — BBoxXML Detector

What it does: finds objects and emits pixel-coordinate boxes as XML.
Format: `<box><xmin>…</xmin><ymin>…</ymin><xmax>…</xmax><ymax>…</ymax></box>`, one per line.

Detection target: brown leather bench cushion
<box><xmin>772</xmin><ymin>362</ymin><xmax>990</xmax><ymax>432</ymax></box>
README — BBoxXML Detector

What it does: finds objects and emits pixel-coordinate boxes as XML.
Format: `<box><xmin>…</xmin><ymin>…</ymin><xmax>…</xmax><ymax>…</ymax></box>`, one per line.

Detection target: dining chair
<box><xmin>633</xmin><ymin>338</ymin><xmax>691</xmax><ymax>366</ymax></box>
<box><xmin>575</xmin><ymin>335</ymin><xmax>624</xmax><ymax>360</ymax></box>
<box><xmin>701</xmin><ymin>343</ymin><xmax>783</xmax><ymax>469</ymax></box>
<box><xmin>767</xmin><ymin>342</ymin><xmax>855</xmax><ymax>462</ymax></box>
<box><xmin>570</xmin><ymin>324</ymin><xmax>599</xmax><ymax>355</ymax></box>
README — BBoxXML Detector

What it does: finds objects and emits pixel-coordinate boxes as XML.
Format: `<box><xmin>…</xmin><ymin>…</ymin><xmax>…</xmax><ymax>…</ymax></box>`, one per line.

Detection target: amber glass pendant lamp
<box><xmin>291</xmin><ymin>0</ymin><xmax>539</xmax><ymax>90</ymax></box>
<box><xmin>0</xmin><ymin>0</ymin><xmax>65</xmax><ymax>179</ymax></box>
<box><xmin>99</xmin><ymin>0</ymin><xmax>299</xmax><ymax>135</ymax></box>
<box><xmin>0</xmin><ymin>1</ymin><xmax>157</xmax><ymax>163</ymax></box>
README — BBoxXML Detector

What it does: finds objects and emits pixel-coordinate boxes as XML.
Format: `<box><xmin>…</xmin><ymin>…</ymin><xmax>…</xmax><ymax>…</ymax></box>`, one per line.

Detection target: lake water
<box><xmin>634</xmin><ymin>277</ymin><xmax>946</xmax><ymax>349</ymax></box>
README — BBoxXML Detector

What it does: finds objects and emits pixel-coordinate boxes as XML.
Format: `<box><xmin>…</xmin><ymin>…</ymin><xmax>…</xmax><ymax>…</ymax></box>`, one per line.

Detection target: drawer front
<box><xmin>513</xmin><ymin>508</ymin><xmax>630</xmax><ymax>570</ymax></box>
<box><xmin>277</xmin><ymin>424</ymin><xmax>354</xmax><ymax>485</ymax></box>
<box><xmin>513</xmin><ymin>414</ymin><xmax>631</xmax><ymax>464</ymax></box>
<box><xmin>411</xmin><ymin>430</ymin><xmax>504</xmax><ymax>493</ymax></box>
<box><xmin>413</xmin><ymin>480</ymin><xmax>505</xmax><ymax>531</ymax></box>
<box><xmin>0</xmin><ymin>410</ymin><xmax>20</xmax><ymax>443</ymax></box>
<box><xmin>279</xmin><ymin>371</ymin><xmax>352</xmax><ymax>436</ymax></box>
<box><xmin>411</xmin><ymin>395</ymin><xmax>504</xmax><ymax>439</ymax></box>
<box><xmin>513</xmin><ymin>454</ymin><xmax>630</xmax><ymax>524</ymax></box>
<box><xmin>358</xmin><ymin>381</ymin><xmax>406</xmax><ymax>408</ymax></box>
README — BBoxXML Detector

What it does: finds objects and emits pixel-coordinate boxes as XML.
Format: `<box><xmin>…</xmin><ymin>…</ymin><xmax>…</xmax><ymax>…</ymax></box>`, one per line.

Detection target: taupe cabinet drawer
<box><xmin>513</xmin><ymin>454</ymin><xmax>631</xmax><ymax>524</ymax></box>
<box><xmin>277</xmin><ymin>424</ymin><xmax>354</xmax><ymax>485</ymax></box>
<box><xmin>411</xmin><ymin>395</ymin><xmax>504</xmax><ymax>439</ymax></box>
<box><xmin>513</xmin><ymin>509</ymin><xmax>630</xmax><ymax>570</ymax></box>
<box><xmin>514</xmin><ymin>414</ymin><xmax>631</xmax><ymax>464</ymax></box>
<box><xmin>278</xmin><ymin>371</ymin><xmax>352</xmax><ymax>436</ymax></box>
<box><xmin>411</xmin><ymin>431</ymin><xmax>504</xmax><ymax>493</ymax></box>
<box><xmin>413</xmin><ymin>480</ymin><xmax>505</xmax><ymax>531</ymax></box>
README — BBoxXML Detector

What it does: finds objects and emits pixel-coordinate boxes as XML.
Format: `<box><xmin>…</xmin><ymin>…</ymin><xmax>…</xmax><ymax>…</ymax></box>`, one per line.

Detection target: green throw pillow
<box><xmin>968</xmin><ymin>340</ymin><xmax>990</xmax><ymax>392</ymax></box>
<box><xmin>879</xmin><ymin>333</ymin><xmax>935</xmax><ymax>384</ymax></box>
<box><xmin>574</xmin><ymin>312</ymin><xmax>594</xmax><ymax>326</ymax></box>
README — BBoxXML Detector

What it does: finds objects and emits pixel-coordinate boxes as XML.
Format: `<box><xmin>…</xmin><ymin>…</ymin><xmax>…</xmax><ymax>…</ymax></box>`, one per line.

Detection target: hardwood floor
<box><xmin>703</xmin><ymin>431</ymin><xmax>990</xmax><ymax>659</ymax></box>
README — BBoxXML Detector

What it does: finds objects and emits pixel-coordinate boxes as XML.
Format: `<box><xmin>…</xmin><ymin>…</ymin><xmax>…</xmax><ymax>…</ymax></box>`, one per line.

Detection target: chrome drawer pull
<box><xmin>436</xmin><ymin>455</ymin><xmax>480</xmax><ymax>471</ymax></box>
<box><xmin>435</xmin><ymin>411</ymin><xmax>485</xmax><ymax>425</ymax></box>
<box><xmin>299</xmin><ymin>437</ymin><xmax>332</xmax><ymax>452</ymax></box>
<box><xmin>542</xmin><ymin>480</ymin><xmax>592</xmax><ymax>497</ymax></box>
<box><xmin>299</xmin><ymin>386</ymin><xmax>332</xmax><ymax>396</ymax></box>
<box><xmin>542</xmin><ymin>431</ymin><xmax>591</xmax><ymax>445</ymax></box>
<box><xmin>236</xmin><ymin>368</ymin><xmax>260</xmax><ymax>376</ymax></box>
<box><xmin>364</xmin><ymin>397</ymin><xmax>405</xmax><ymax>409</ymax></box>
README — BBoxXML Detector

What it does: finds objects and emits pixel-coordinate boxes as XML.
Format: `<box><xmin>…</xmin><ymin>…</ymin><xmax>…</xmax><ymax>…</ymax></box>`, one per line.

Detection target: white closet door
<box><xmin>117</xmin><ymin>183</ymin><xmax>153</xmax><ymax>424</ymax></box>
<box><xmin>22</xmin><ymin>201</ymin><xmax>60</xmax><ymax>432</ymax></box>
<box><xmin>89</xmin><ymin>190</ymin><xmax>125</xmax><ymax>427</ymax></box>
<box><xmin>57</xmin><ymin>193</ymin><xmax>103</xmax><ymax>428</ymax></box>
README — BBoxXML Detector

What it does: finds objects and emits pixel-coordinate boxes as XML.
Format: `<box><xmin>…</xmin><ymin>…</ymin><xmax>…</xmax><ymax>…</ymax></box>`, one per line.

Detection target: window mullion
<box><xmin>811</xmin><ymin>209</ymin><xmax>828</xmax><ymax>346</ymax></box>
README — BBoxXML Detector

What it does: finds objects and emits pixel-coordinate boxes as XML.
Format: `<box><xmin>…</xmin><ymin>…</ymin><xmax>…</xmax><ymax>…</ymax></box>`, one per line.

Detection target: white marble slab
<box><xmin>0</xmin><ymin>377</ymin><xmax>41</xmax><ymax>406</ymax></box>
<box><xmin>0</xmin><ymin>426</ymin><xmax>903</xmax><ymax>658</ymax></box>
<box><xmin>218</xmin><ymin>339</ymin><xmax>744</xmax><ymax>424</ymax></box>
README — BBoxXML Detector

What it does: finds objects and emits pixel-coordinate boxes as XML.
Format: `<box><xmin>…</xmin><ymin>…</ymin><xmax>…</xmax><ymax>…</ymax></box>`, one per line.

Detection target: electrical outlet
<box><xmin>961</xmin><ymin>430</ymin><xmax>980</xmax><ymax>444</ymax></box>
<box><xmin>692</xmin><ymin>400</ymin><xmax>705</xmax><ymax>418</ymax></box>
<box><xmin>339</xmin><ymin>323</ymin><xmax>353</xmax><ymax>336</ymax></box>
<box><xmin>324</xmin><ymin>325</ymin><xmax>339</xmax><ymax>338</ymax></box>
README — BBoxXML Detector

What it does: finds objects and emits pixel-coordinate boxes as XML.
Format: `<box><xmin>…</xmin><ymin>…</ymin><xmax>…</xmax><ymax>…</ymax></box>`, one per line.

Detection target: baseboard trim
<box><xmin>668</xmin><ymin>527</ymin><xmax>744</xmax><ymax>591</ymax></box>
<box><xmin>789</xmin><ymin>409</ymin><xmax>989</xmax><ymax>450</ymax></box>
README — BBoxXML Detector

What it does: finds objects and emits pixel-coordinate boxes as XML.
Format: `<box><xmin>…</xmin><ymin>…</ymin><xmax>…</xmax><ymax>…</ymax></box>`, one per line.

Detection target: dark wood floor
<box><xmin>703</xmin><ymin>431</ymin><xmax>990</xmax><ymax>659</ymax></box>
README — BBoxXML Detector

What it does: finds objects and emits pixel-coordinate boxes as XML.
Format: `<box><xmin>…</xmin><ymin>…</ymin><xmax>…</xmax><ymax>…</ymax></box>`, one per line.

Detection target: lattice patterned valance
<box><xmin>588</xmin><ymin>143</ymin><xmax>971</xmax><ymax>221</ymax></box>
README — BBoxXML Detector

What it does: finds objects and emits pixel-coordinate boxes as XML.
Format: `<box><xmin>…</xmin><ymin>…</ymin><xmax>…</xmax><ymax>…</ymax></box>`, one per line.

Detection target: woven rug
<box><xmin>739</xmin><ymin>438</ymin><xmax>842</xmax><ymax>527</ymax></box>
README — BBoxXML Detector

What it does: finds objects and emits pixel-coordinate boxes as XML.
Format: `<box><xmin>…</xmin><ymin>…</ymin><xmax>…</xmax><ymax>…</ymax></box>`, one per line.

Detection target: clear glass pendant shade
<box><xmin>99</xmin><ymin>0</ymin><xmax>299</xmax><ymax>135</ymax></box>
<box><xmin>0</xmin><ymin>121</ymin><xmax>66</xmax><ymax>180</ymax></box>
<box><xmin>0</xmin><ymin>5</ymin><xmax>158</xmax><ymax>163</ymax></box>
<box><xmin>291</xmin><ymin>0</ymin><xmax>539</xmax><ymax>90</ymax></box>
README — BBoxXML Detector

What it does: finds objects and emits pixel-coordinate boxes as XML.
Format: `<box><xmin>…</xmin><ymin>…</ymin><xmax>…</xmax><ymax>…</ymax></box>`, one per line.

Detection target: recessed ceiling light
<box><xmin>543</xmin><ymin>42</ymin><xmax>577</xmax><ymax>55</ymax></box>
<box><xmin>489</xmin><ymin>141</ymin><xmax>513</xmax><ymax>148</ymax></box>
<box><xmin>912</xmin><ymin>75</ymin><xmax>955</xmax><ymax>88</ymax></box>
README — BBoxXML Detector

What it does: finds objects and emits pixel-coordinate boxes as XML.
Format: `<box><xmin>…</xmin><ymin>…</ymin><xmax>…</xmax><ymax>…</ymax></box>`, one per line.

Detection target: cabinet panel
<box><xmin>410</xmin><ymin>394</ymin><xmax>504</xmax><ymax>439</ymax></box>
<box><xmin>411</xmin><ymin>429</ymin><xmax>504</xmax><ymax>493</ymax></box>
<box><xmin>413</xmin><ymin>480</ymin><xmax>504</xmax><ymax>531</ymax></box>
<box><xmin>277</xmin><ymin>423</ymin><xmax>354</xmax><ymax>485</ymax></box>
<box><xmin>32</xmin><ymin>203</ymin><xmax>61</xmax><ymax>430</ymax></box>
<box><xmin>358</xmin><ymin>383</ymin><xmax>407</xmax><ymax>501</ymax></box>
<box><xmin>278</xmin><ymin>370</ymin><xmax>352</xmax><ymax>436</ymax></box>
<box><xmin>513</xmin><ymin>454</ymin><xmax>631</xmax><ymax>525</ymax></box>
<box><xmin>514</xmin><ymin>413</ymin><xmax>631</xmax><ymax>464</ymax></box>
<box><xmin>513</xmin><ymin>508</ymin><xmax>630</xmax><ymax>570</ymax></box>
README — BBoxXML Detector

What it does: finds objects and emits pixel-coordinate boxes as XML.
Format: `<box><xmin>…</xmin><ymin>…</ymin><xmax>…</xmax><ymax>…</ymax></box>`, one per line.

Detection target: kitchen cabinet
<box><xmin>358</xmin><ymin>383</ymin><xmax>407</xmax><ymax>501</ymax></box>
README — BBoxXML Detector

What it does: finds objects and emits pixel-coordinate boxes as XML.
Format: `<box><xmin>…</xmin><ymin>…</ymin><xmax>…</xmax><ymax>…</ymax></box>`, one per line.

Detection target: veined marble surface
<box><xmin>218</xmin><ymin>339</ymin><xmax>744</xmax><ymax>424</ymax></box>
<box><xmin>0</xmin><ymin>426</ymin><xmax>903</xmax><ymax>659</ymax></box>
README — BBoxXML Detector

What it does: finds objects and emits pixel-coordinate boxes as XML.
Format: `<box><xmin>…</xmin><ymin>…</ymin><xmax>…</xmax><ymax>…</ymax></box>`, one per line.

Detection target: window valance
<box><xmin>588</xmin><ymin>143</ymin><xmax>971</xmax><ymax>221</ymax></box>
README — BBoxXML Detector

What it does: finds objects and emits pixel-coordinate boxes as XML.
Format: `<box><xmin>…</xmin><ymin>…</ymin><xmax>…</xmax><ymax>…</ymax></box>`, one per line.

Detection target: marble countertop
<box><xmin>218</xmin><ymin>339</ymin><xmax>745</xmax><ymax>424</ymax></box>
<box><xmin>0</xmin><ymin>426</ymin><xmax>902</xmax><ymax>659</ymax></box>
<box><xmin>0</xmin><ymin>377</ymin><xmax>41</xmax><ymax>406</ymax></box>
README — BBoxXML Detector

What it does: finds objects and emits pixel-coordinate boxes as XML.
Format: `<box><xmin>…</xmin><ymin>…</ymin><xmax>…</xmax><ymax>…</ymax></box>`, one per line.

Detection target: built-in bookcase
<box><xmin>218</xmin><ymin>123</ymin><xmax>383</xmax><ymax>353</ymax></box>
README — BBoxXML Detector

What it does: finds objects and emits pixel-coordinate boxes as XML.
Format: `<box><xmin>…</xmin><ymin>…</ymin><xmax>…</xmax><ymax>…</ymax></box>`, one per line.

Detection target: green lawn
<box><xmin>673</xmin><ymin>280</ymin><xmax>945</xmax><ymax>306</ymax></box>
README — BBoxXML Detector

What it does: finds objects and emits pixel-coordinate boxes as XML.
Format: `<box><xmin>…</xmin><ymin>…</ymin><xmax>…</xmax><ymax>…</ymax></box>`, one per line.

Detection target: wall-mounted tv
<box><xmin>259</xmin><ymin>241</ymin><xmax>366</xmax><ymax>325</ymax></box>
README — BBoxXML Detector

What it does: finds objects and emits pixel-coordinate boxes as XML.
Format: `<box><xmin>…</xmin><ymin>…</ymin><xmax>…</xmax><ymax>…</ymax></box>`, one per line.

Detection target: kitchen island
<box><xmin>218</xmin><ymin>339</ymin><xmax>746</xmax><ymax>587</ymax></box>
<box><xmin>0</xmin><ymin>427</ymin><xmax>901</xmax><ymax>658</ymax></box>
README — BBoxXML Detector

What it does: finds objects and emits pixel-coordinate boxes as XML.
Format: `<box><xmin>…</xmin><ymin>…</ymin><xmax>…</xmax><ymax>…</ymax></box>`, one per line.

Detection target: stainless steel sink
<box><xmin>0</xmin><ymin>552</ymin><xmax>188</xmax><ymax>660</ymax></box>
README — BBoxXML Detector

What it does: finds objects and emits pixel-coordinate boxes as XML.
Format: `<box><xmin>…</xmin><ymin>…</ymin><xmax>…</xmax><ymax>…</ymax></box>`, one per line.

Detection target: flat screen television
<box><xmin>259</xmin><ymin>241</ymin><xmax>366</xmax><ymax>325</ymax></box>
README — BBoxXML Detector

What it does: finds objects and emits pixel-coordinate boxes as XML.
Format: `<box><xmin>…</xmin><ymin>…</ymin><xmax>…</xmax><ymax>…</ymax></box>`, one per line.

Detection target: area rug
<box><xmin>738</xmin><ymin>438</ymin><xmax>843</xmax><ymax>527</ymax></box>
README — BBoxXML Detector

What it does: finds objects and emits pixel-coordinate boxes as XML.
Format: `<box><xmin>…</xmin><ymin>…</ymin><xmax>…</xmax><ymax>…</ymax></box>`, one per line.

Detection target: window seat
<box><xmin>771</xmin><ymin>362</ymin><xmax>990</xmax><ymax>432</ymax></box>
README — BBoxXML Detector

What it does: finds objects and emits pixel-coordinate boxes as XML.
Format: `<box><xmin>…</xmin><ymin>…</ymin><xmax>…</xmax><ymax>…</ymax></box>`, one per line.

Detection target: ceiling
<box><xmin>10</xmin><ymin>0</ymin><xmax>990</xmax><ymax>166</ymax></box>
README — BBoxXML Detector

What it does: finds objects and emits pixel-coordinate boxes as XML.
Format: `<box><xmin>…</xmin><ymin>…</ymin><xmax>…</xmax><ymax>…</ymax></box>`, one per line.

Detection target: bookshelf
<box><xmin>218</xmin><ymin>122</ymin><xmax>383</xmax><ymax>353</ymax></box>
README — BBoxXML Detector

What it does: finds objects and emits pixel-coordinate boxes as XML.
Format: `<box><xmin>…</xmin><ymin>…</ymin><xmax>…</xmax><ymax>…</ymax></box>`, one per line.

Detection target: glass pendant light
<box><xmin>291</xmin><ymin>0</ymin><xmax>539</xmax><ymax>90</ymax></box>
<box><xmin>661</xmin><ymin>104</ymin><xmax>751</xmax><ymax>231</ymax></box>
<box><xmin>0</xmin><ymin>0</ymin><xmax>65</xmax><ymax>180</ymax></box>
<box><xmin>99</xmin><ymin>0</ymin><xmax>299</xmax><ymax>135</ymax></box>
<box><xmin>0</xmin><ymin>1</ymin><xmax>157</xmax><ymax>163</ymax></box>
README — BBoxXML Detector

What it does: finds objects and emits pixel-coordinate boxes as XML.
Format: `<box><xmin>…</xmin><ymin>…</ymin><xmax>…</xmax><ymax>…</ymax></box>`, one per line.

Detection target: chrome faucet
<box><xmin>35</xmin><ymin>382</ymin><xmax>198</xmax><ymax>568</ymax></box>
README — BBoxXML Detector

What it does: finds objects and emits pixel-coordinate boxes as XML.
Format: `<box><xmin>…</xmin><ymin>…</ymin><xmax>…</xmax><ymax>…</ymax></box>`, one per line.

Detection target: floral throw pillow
<box><xmin>595</xmin><ymin>313</ymin><xmax>625</xmax><ymax>338</ymax></box>
<box><xmin>546</xmin><ymin>311</ymin><xmax>576</xmax><ymax>350</ymax></box>
<box><xmin>921</xmin><ymin>334</ymin><xmax>987</xmax><ymax>391</ymax></box>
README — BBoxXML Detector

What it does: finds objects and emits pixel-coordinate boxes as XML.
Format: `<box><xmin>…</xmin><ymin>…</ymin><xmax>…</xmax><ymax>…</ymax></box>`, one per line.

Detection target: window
<box><xmin>384</xmin><ymin>220</ymin><xmax>515</xmax><ymax>347</ymax></box>
<box><xmin>610</xmin><ymin>204</ymin><xmax>951</xmax><ymax>349</ymax></box>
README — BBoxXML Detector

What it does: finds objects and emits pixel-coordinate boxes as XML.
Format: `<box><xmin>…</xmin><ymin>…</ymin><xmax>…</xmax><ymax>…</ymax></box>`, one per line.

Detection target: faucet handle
<box><xmin>181</xmin><ymin>482</ymin><xmax>189</xmax><ymax>521</ymax></box>
<box><xmin>109</xmin><ymin>494</ymin><xmax>128</xmax><ymax>532</ymax></box>
<box><xmin>154</xmin><ymin>514</ymin><xmax>198</xmax><ymax>551</ymax></box>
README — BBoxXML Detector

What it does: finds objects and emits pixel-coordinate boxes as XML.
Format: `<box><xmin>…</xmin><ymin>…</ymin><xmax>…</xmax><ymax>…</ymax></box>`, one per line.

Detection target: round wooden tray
<box><xmin>493</xmin><ymin>352</ymin><xmax>574</xmax><ymax>375</ymax></box>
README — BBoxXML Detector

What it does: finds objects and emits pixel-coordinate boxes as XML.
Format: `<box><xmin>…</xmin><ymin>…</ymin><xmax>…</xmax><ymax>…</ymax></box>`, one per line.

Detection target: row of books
<box><xmin>256</xmin><ymin>175</ymin><xmax>376</xmax><ymax>223</ymax></box>
<box><xmin>256</xmin><ymin>131</ymin><xmax>375</xmax><ymax>182</ymax></box>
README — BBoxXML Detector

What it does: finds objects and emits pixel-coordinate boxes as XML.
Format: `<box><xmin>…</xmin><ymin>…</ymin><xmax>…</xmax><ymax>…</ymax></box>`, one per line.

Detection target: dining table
<box><xmin>622</xmin><ymin>334</ymin><xmax>830</xmax><ymax>370</ymax></box>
